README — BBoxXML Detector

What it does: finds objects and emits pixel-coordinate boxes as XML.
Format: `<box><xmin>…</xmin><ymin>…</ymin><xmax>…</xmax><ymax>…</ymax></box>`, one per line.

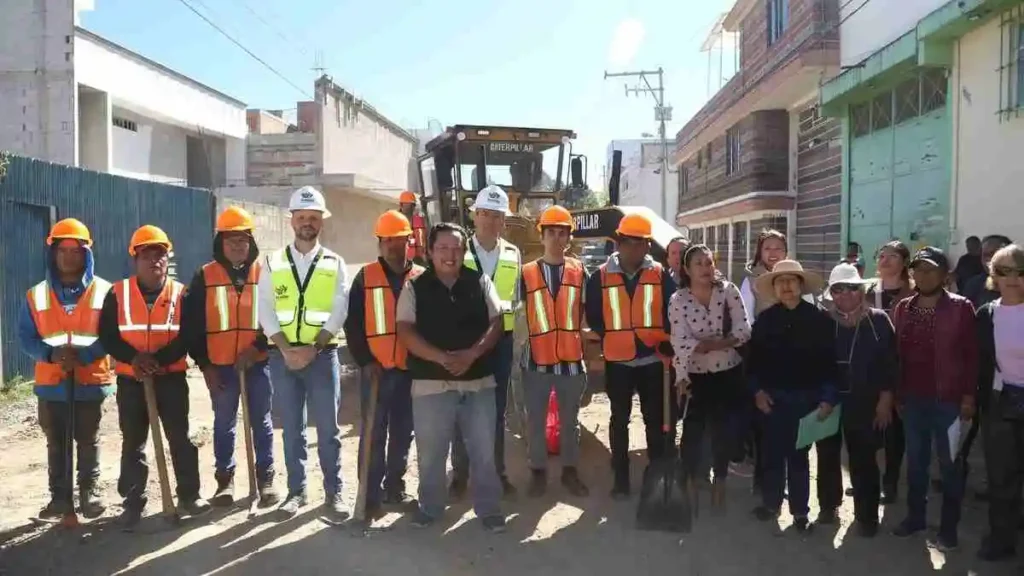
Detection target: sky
<box><xmin>79</xmin><ymin>0</ymin><xmax>738</xmax><ymax>188</ymax></box>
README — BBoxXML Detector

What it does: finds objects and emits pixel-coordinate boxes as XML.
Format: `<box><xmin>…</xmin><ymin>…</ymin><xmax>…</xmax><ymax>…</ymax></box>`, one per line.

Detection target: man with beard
<box><xmin>258</xmin><ymin>186</ymin><xmax>350</xmax><ymax>520</ymax></box>
<box><xmin>183</xmin><ymin>206</ymin><xmax>278</xmax><ymax>508</ymax></box>
<box><xmin>891</xmin><ymin>247</ymin><xmax>978</xmax><ymax>551</ymax></box>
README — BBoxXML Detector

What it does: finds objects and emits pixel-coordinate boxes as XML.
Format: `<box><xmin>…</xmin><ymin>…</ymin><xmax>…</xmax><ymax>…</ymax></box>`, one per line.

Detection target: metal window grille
<box><xmin>894</xmin><ymin>77</ymin><xmax>921</xmax><ymax>124</ymax></box>
<box><xmin>851</xmin><ymin>102</ymin><xmax>871</xmax><ymax>137</ymax></box>
<box><xmin>997</xmin><ymin>7</ymin><xmax>1024</xmax><ymax>121</ymax></box>
<box><xmin>871</xmin><ymin>92</ymin><xmax>893</xmax><ymax>131</ymax></box>
<box><xmin>726</xmin><ymin>127</ymin><xmax>741</xmax><ymax>175</ymax></box>
<box><xmin>920</xmin><ymin>68</ymin><xmax>947</xmax><ymax>115</ymax></box>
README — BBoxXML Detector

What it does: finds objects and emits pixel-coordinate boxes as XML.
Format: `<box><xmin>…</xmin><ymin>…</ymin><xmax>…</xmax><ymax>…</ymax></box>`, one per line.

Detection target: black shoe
<box><xmin>816</xmin><ymin>508</ymin><xmax>839</xmax><ymax>525</ymax></box>
<box><xmin>211</xmin><ymin>470</ymin><xmax>235</xmax><ymax>507</ymax></box>
<box><xmin>753</xmin><ymin>505</ymin><xmax>779</xmax><ymax>522</ymax></box>
<box><xmin>928</xmin><ymin>533</ymin><xmax>958</xmax><ymax>552</ymax></box>
<box><xmin>881</xmin><ymin>485</ymin><xmax>897</xmax><ymax>505</ymax></box>
<box><xmin>793</xmin><ymin>517</ymin><xmax>813</xmax><ymax>534</ymax></box>
<box><xmin>892</xmin><ymin>519</ymin><xmax>925</xmax><ymax>538</ymax></box>
<box><xmin>257</xmin><ymin>471</ymin><xmax>281</xmax><ymax>507</ymax></box>
<box><xmin>180</xmin><ymin>497</ymin><xmax>212</xmax><ymax>517</ymax></box>
<box><xmin>931</xmin><ymin>478</ymin><xmax>943</xmax><ymax>493</ymax></box>
<box><xmin>382</xmin><ymin>489</ymin><xmax>416</xmax><ymax>507</ymax></box>
<box><xmin>610</xmin><ymin>476</ymin><xmax>630</xmax><ymax>500</ymax></box>
<box><xmin>856</xmin><ymin>521</ymin><xmax>879</xmax><ymax>538</ymax></box>
<box><xmin>119</xmin><ymin>504</ymin><xmax>144</xmax><ymax>531</ymax></box>
<box><xmin>38</xmin><ymin>498</ymin><xmax>69</xmax><ymax>520</ymax></box>
<box><xmin>977</xmin><ymin>537</ymin><xmax>1016</xmax><ymax>562</ymax></box>
<box><xmin>79</xmin><ymin>486</ymin><xmax>106</xmax><ymax>519</ymax></box>
<box><xmin>500</xmin><ymin>476</ymin><xmax>517</xmax><ymax>499</ymax></box>
<box><xmin>561</xmin><ymin>467</ymin><xmax>589</xmax><ymax>498</ymax></box>
<box><xmin>278</xmin><ymin>492</ymin><xmax>307</xmax><ymax>517</ymax></box>
<box><xmin>448</xmin><ymin>476</ymin><xmax>468</xmax><ymax>500</ymax></box>
<box><xmin>527</xmin><ymin>469</ymin><xmax>547</xmax><ymax>498</ymax></box>
<box><xmin>481</xmin><ymin>515</ymin><xmax>507</xmax><ymax>533</ymax></box>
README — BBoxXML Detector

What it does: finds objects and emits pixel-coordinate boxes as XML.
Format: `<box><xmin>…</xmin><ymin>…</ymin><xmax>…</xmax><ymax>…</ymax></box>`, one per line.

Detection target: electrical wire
<box><xmin>173</xmin><ymin>0</ymin><xmax>311</xmax><ymax>98</ymax></box>
<box><xmin>226</xmin><ymin>0</ymin><xmax>310</xmax><ymax>57</ymax></box>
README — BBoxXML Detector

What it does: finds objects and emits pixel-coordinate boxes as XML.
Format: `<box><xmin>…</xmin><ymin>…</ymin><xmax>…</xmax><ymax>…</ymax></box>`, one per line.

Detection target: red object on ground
<box><xmin>546</xmin><ymin>389</ymin><xmax>560</xmax><ymax>455</ymax></box>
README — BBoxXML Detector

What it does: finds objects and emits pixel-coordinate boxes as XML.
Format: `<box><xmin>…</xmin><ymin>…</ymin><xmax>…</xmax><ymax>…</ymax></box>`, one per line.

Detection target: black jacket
<box><xmin>976</xmin><ymin>302</ymin><xmax>998</xmax><ymax>409</ymax></box>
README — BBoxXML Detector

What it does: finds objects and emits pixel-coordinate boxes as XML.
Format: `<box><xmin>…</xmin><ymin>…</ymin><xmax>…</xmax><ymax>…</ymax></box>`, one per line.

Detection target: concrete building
<box><xmin>225</xmin><ymin>75</ymin><xmax>420</xmax><ymax>265</ymax></box>
<box><xmin>605</xmin><ymin>138</ymin><xmax>679</xmax><ymax>223</ymax></box>
<box><xmin>0</xmin><ymin>2</ymin><xmax>247</xmax><ymax>187</ymax></box>
<box><xmin>811</xmin><ymin>0</ymin><xmax>954</xmax><ymax>270</ymax></box>
<box><xmin>673</xmin><ymin>0</ymin><xmax>841</xmax><ymax>280</ymax></box>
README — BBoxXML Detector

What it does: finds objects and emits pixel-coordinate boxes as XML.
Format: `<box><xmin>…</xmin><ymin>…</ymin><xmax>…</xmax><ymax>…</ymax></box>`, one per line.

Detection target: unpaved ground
<box><xmin>0</xmin><ymin>368</ymin><xmax>1020</xmax><ymax>576</ymax></box>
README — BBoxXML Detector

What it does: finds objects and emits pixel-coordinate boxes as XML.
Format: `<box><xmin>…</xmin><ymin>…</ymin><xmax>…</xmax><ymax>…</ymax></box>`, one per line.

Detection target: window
<box><xmin>678</xmin><ymin>165</ymin><xmax>689</xmax><ymax>198</ymax></box>
<box><xmin>767</xmin><ymin>0</ymin><xmax>789</xmax><ymax>46</ymax></box>
<box><xmin>997</xmin><ymin>9</ymin><xmax>1023</xmax><ymax>119</ymax></box>
<box><xmin>850</xmin><ymin>102</ymin><xmax>870</xmax><ymax>137</ymax></box>
<box><xmin>1018</xmin><ymin>24</ymin><xmax>1024</xmax><ymax>107</ymax></box>
<box><xmin>920</xmin><ymin>68</ymin><xmax>947</xmax><ymax>114</ymax></box>
<box><xmin>112</xmin><ymin>117</ymin><xmax>137</xmax><ymax>132</ymax></box>
<box><xmin>870</xmin><ymin>92</ymin><xmax>892</xmax><ymax>131</ymax></box>
<box><xmin>705</xmin><ymin>142</ymin><xmax>713</xmax><ymax>165</ymax></box>
<box><xmin>894</xmin><ymin>77</ymin><xmax>920</xmax><ymax>124</ymax></box>
<box><xmin>697</xmin><ymin>149</ymin><xmax>703</xmax><ymax>169</ymax></box>
<box><xmin>725</xmin><ymin>127</ymin><xmax>741</xmax><ymax>175</ymax></box>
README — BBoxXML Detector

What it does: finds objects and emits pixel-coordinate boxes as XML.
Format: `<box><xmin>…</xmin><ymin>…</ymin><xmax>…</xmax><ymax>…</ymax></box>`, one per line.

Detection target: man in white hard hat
<box><xmin>257</xmin><ymin>185</ymin><xmax>350</xmax><ymax>520</ymax></box>
<box><xmin>449</xmin><ymin>184</ymin><xmax>522</xmax><ymax>499</ymax></box>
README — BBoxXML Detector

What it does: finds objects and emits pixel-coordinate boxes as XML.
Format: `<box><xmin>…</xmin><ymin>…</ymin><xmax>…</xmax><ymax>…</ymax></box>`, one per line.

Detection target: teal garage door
<box><xmin>847</xmin><ymin>69</ymin><xmax>950</xmax><ymax>275</ymax></box>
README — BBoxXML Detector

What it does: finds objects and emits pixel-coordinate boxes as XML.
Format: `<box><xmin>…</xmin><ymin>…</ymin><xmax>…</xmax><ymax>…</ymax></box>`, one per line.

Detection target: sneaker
<box><xmin>257</xmin><ymin>472</ymin><xmax>281</xmax><ymax>507</ymax></box>
<box><xmin>816</xmin><ymin>507</ymin><xmax>839</xmax><ymax>525</ymax></box>
<box><xmin>180</xmin><ymin>497</ymin><xmax>212</xmax><ymax>517</ymax></box>
<box><xmin>560</xmin><ymin>467</ymin><xmax>589</xmax><ymax>498</ymax></box>
<box><xmin>38</xmin><ymin>498</ymin><xmax>69</xmax><ymax>520</ymax></box>
<box><xmin>448</xmin><ymin>477</ymin><xmax>468</xmax><ymax>500</ymax></box>
<box><xmin>793</xmin><ymin>517</ymin><xmax>813</xmax><ymax>534</ymax></box>
<box><xmin>500</xmin><ymin>476</ymin><xmax>517</xmax><ymax>499</ymax></box>
<box><xmin>79</xmin><ymin>486</ymin><xmax>106</xmax><ymax>519</ymax></box>
<box><xmin>481</xmin><ymin>515</ymin><xmax>507</xmax><ymax>533</ymax></box>
<box><xmin>410</xmin><ymin>510</ymin><xmax>436</xmax><ymax>528</ymax></box>
<box><xmin>278</xmin><ymin>492</ymin><xmax>308</xmax><ymax>517</ymax></box>
<box><xmin>752</xmin><ymin>505</ymin><xmax>780</xmax><ymax>522</ymax></box>
<box><xmin>210</xmin><ymin>470</ymin><xmax>235</xmax><ymax>507</ymax></box>
<box><xmin>324</xmin><ymin>493</ymin><xmax>349</xmax><ymax>521</ymax></box>
<box><xmin>527</xmin><ymin>469</ymin><xmax>547</xmax><ymax>498</ymax></box>
<box><xmin>855</xmin><ymin>521</ymin><xmax>879</xmax><ymax>538</ymax></box>
<box><xmin>928</xmin><ymin>533</ymin><xmax>958</xmax><ymax>552</ymax></box>
<box><xmin>892</xmin><ymin>519</ymin><xmax>925</xmax><ymax>538</ymax></box>
<box><xmin>977</xmin><ymin>537</ymin><xmax>1016</xmax><ymax>562</ymax></box>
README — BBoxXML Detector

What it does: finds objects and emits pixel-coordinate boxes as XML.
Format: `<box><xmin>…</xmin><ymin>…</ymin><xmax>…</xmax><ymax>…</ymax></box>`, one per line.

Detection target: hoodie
<box><xmin>17</xmin><ymin>243</ymin><xmax>114</xmax><ymax>402</ymax></box>
<box><xmin>182</xmin><ymin>232</ymin><xmax>267</xmax><ymax>369</ymax></box>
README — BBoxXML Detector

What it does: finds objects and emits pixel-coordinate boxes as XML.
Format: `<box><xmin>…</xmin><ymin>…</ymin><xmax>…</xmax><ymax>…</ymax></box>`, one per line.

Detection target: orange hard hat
<box><xmin>615</xmin><ymin>213</ymin><xmax>653</xmax><ymax>240</ymax></box>
<box><xmin>128</xmin><ymin>225</ymin><xmax>173</xmax><ymax>257</ymax></box>
<box><xmin>398</xmin><ymin>191</ymin><xmax>417</xmax><ymax>204</ymax></box>
<box><xmin>216</xmin><ymin>205</ymin><xmax>255</xmax><ymax>233</ymax></box>
<box><xmin>47</xmin><ymin>218</ymin><xmax>92</xmax><ymax>247</ymax></box>
<box><xmin>536</xmin><ymin>205</ymin><xmax>575</xmax><ymax>231</ymax></box>
<box><xmin>375</xmin><ymin>210</ymin><xmax>413</xmax><ymax>238</ymax></box>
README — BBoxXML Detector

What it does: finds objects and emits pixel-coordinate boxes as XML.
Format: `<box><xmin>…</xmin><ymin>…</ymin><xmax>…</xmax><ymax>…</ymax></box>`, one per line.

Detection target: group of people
<box><xmin>17</xmin><ymin>182</ymin><xmax>1024</xmax><ymax>560</ymax></box>
<box><xmin>662</xmin><ymin>229</ymin><xmax>1023</xmax><ymax>562</ymax></box>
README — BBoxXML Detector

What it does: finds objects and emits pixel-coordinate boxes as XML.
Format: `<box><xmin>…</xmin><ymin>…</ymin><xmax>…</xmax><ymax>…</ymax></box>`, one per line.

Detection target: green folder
<box><xmin>795</xmin><ymin>404</ymin><xmax>842</xmax><ymax>450</ymax></box>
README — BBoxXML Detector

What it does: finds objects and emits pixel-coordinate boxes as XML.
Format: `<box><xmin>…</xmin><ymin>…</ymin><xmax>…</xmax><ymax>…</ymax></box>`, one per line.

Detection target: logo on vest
<box><xmin>274</xmin><ymin>284</ymin><xmax>288</xmax><ymax>298</ymax></box>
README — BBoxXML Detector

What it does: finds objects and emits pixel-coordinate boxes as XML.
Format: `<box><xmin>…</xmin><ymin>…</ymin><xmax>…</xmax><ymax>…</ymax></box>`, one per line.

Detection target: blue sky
<box><xmin>80</xmin><ymin>0</ymin><xmax>737</xmax><ymax>187</ymax></box>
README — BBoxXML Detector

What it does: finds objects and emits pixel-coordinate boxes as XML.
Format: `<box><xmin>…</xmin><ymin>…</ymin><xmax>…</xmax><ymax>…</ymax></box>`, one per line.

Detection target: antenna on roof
<box><xmin>312</xmin><ymin>50</ymin><xmax>327</xmax><ymax>78</ymax></box>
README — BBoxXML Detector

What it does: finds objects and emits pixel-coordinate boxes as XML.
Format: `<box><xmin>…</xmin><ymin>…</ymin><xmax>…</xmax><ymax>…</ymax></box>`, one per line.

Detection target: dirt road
<box><xmin>0</xmin><ymin>367</ymin><xmax>1019</xmax><ymax>576</ymax></box>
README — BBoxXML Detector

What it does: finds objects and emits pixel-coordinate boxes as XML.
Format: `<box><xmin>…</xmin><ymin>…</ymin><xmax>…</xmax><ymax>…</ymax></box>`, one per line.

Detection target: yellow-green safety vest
<box><xmin>267</xmin><ymin>247</ymin><xmax>342</xmax><ymax>346</ymax></box>
<box><xmin>464</xmin><ymin>238</ymin><xmax>520</xmax><ymax>331</ymax></box>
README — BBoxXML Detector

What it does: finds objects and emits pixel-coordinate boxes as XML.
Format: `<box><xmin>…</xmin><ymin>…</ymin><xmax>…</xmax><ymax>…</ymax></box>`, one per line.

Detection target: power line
<box><xmin>173</xmin><ymin>0</ymin><xmax>310</xmax><ymax>98</ymax></box>
<box><xmin>227</xmin><ymin>0</ymin><xmax>310</xmax><ymax>57</ymax></box>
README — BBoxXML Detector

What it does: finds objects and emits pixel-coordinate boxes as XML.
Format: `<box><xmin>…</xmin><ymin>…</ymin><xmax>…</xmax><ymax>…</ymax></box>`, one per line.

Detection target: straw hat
<box><xmin>754</xmin><ymin>259</ymin><xmax>823</xmax><ymax>303</ymax></box>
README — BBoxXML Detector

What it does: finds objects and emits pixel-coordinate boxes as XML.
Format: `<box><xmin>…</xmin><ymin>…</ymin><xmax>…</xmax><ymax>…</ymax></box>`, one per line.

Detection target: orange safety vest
<box><xmin>26</xmin><ymin>279</ymin><xmax>114</xmax><ymax>386</ymax></box>
<box><xmin>112</xmin><ymin>277</ymin><xmax>188</xmax><ymax>377</ymax></box>
<box><xmin>599</xmin><ymin>263</ymin><xmax>669</xmax><ymax>363</ymax></box>
<box><xmin>202</xmin><ymin>261</ymin><xmax>266</xmax><ymax>366</ymax></box>
<box><xmin>406</xmin><ymin>213</ymin><xmax>426</xmax><ymax>262</ymax></box>
<box><xmin>363</xmin><ymin>261</ymin><xmax>424</xmax><ymax>369</ymax></box>
<box><xmin>523</xmin><ymin>259</ymin><xmax>585</xmax><ymax>366</ymax></box>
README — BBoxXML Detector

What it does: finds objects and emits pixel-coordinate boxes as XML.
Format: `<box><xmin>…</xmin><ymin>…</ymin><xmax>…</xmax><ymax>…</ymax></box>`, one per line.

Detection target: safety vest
<box><xmin>363</xmin><ymin>261</ymin><xmax>424</xmax><ymax>369</ymax></box>
<box><xmin>523</xmin><ymin>259</ymin><xmax>584</xmax><ymax>366</ymax></box>
<box><xmin>202</xmin><ymin>261</ymin><xmax>266</xmax><ymax>366</ymax></box>
<box><xmin>26</xmin><ymin>278</ymin><xmax>114</xmax><ymax>386</ymax></box>
<box><xmin>407</xmin><ymin>213</ymin><xmax>426</xmax><ymax>262</ymax></box>
<box><xmin>113</xmin><ymin>277</ymin><xmax>188</xmax><ymax>377</ymax></box>
<box><xmin>464</xmin><ymin>238</ymin><xmax>520</xmax><ymax>331</ymax></box>
<box><xmin>599</xmin><ymin>263</ymin><xmax>668</xmax><ymax>362</ymax></box>
<box><xmin>267</xmin><ymin>246</ymin><xmax>342</xmax><ymax>346</ymax></box>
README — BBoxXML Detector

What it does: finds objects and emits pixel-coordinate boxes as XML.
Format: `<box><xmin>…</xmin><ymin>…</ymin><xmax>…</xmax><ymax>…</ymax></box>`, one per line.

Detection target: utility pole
<box><xmin>603</xmin><ymin>67</ymin><xmax>672</xmax><ymax>220</ymax></box>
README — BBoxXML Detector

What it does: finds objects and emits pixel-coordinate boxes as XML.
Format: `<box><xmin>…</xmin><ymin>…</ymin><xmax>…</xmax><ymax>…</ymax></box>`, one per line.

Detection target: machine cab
<box><xmin>416</xmin><ymin>125</ymin><xmax>585</xmax><ymax>230</ymax></box>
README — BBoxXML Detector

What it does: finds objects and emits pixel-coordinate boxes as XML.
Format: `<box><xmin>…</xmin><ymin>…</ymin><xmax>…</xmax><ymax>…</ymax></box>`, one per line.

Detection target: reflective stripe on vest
<box><xmin>113</xmin><ymin>277</ymin><xmax>188</xmax><ymax>376</ymax></box>
<box><xmin>27</xmin><ymin>278</ymin><xmax>113</xmax><ymax>386</ymax></box>
<box><xmin>363</xmin><ymin>261</ymin><xmax>424</xmax><ymax>369</ymax></box>
<box><xmin>267</xmin><ymin>248</ymin><xmax>341</xmax><ymax>345</ymax></box>
<box><xmin>523</xmin><ymin>259</ymin><xmax>584</xmax><ymax>366</ymax></box>
<box><xmin>599</xmin><ymin>264</ymin><xmax>667</xmax><ymax>362</ymax></box>
<box><xmin>203</xmin><ymin>261</ymin><xmax>266</xmax><ymax>366</ymax></box>
<box><xmin>464</xmin><ymin>239</ymin><xmax>519</xmax><ymax>331</ymax></box>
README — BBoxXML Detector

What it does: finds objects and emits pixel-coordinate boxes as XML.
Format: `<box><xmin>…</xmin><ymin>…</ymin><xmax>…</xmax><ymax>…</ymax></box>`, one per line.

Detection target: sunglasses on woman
<box><xmin>993</xmin><ymin>266</ymin><xmax>1024</xmax><ymax>278</ymax></box>
<box><xmin>829</xmin><ymin>284</ymin><xmax>861</xmax><ymax>295</ymax></box>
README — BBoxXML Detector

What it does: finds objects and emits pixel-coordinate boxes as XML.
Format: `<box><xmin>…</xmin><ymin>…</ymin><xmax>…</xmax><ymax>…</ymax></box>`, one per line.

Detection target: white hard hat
<box><xmin>471</xmin><ymin>185</ymin><xmax>512</xmax><ymax>216</ymax></box>
<box><xmin>288</xmin><ymin>186</ymin><xmax>332</xmax><ymax>218</ymax></box>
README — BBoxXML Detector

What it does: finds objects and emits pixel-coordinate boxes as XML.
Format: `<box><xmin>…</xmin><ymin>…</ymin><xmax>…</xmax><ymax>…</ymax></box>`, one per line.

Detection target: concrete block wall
<box><xmin>246</xmin><ymin>133</ymin><xmax>318</xmax><ymax>186</ymax></box>
<box><xmin>0</xmin><ymin>0</ymin><xmax>77</xmax><ymax>165</ymax></box>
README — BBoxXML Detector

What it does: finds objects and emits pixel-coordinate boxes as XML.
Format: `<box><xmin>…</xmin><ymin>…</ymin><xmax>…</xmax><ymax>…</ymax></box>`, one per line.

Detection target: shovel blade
<box><xmin>636</xmin><ymin>458</ymin><xmax>692</xmax><ymax>533</ymax></box>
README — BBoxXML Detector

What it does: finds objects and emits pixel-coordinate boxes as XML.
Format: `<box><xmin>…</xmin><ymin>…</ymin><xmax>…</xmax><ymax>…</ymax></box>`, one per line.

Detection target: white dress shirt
<box><xmin>471</xmin><ymin>234</ymin><xmax>522</xmax><ymax>302</ymax></box>
<box><xmin>257</xmin><ymin>242</ymin><xmax>350</xmax><ymax>340</ymax></box>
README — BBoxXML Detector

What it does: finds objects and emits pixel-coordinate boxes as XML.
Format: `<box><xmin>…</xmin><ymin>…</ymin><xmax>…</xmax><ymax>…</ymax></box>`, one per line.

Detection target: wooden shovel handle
<box><xmin>142</xmin><ymin>376</ymin><xmax>177</xmax><ymax>519</ymax></box>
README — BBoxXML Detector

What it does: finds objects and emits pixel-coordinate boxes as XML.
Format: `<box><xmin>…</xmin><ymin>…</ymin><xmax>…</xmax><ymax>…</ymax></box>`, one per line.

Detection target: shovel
<box><xmin>142</xmin><ymin>376</ymin><xmax>180</xmax><ymax>525</ymax></box>
<box><xmin>636</xmin><ymin>363</ymin><xmax>692</xmax><ymax>533</ymax></box>
<box><xmin>353</xmin><ymin>371</ymin><xmax>379</xmax><ymax>525</ymax></box>
<box><xmin>61</xmin><ymin>370</ymin><xmax>80</xmax><ymax>528</ymax></box>
<box><xmin>238</xmin><ymin>369</ymin><xmax>259</xmax><ymax>517</ymax></box>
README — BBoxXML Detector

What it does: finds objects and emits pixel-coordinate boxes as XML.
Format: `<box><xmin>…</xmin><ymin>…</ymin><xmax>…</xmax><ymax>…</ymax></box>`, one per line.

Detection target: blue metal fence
<box><xmin>0</xmin><ymin>154</ymin><xmax>215</xmax><ymax>382</ymax></box>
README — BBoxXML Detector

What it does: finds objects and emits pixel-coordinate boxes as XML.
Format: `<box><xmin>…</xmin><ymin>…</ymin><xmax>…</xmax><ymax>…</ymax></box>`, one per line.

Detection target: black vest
<box><xmin>406</xmin><ymin>266</ymin><xmax>494</xmax><ymax>381</ymax></box>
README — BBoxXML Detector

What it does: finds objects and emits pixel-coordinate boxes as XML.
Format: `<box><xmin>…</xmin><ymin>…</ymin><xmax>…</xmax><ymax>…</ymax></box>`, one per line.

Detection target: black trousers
<box><xmin>606</xmin><ymin>361</ymin><xmax>673</xmax><ymax>478</ymax></box>
<box><xmin>816</xmin><ymin>406</ymin><xmax>884</xmax><ymax>524</ymax></box>
<box><xmin>38</xmin><ymin>399</ymin><xmax>104</xmax><ymax>500</ymax></box>
<box><xmin>983</xmin><ymin>396</ymin><xmax>1024</xmax><ymax>550</ymax></box>
<box><xmin>882</xmin><ymin>408</ymin><xmax>905</xmax><ymax>491</ymax></box>
<box><xmin>679</xmin><ymin>366</ymin><xmax>742</xmax><ymax>480</ymax></box>
<box><xmin>959</xmin><ymin>403</ymin><xmax>986</xmax><ymax>487</ymax></box>
<box><xmin>116</xmin><ymin>374</ymin><xmax>200</xmax><ymax>508</ymax></box>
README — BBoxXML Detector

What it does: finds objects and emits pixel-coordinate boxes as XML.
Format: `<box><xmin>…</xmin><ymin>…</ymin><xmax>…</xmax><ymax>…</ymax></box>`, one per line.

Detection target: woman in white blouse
<box><xmin>670</xmin><ymin>244</ymin><xmax>752</xmax><ymax>512</ymax></box>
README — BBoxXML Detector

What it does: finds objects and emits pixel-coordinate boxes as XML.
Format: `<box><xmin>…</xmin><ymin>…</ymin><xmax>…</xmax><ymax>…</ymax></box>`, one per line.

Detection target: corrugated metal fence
<box><xmin>0</xmin><ymin>154</ymin><xmax>215</xmax><ymax>382</ymax></box>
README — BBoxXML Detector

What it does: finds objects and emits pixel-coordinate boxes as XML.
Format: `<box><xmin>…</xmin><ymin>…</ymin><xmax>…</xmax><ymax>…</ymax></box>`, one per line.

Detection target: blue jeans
<box><xmin>208</xmin><ymin>362</ymin><xmax>274</xmax><ymax>478</ymax></box>
<box><xmin>760</xmin><ymin>389</ymin><xmax>819</xmax><ymax>518</ymax></box>
<box><xmin>902</xmin><ymin>396</ymin><xmax>963</xmax><ymax>538</ymax></box>
<box><xmin>357</xmin><ymin>367</ymin><xmax>414</xmax><ymax>506</ymax></box>
<box><xmin>452</xmin><ymin>334</ymin><xmax>513</xmax><ymax>479</ymax></box>
<box><xmin>269</xmin><ymin>348</ymin><xmax>342</xmax><ymax>497</ymax></box>
<box><xmin>414</xmin><ymin>387</ymin><xmax>501</xmax><ymax>519</ymax></box>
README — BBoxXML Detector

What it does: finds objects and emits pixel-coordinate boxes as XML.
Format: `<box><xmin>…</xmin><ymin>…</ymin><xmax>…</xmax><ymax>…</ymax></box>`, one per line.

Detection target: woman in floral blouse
<box><xmin>669</xmin><ymin>244</ymin><xmax>751</xmax><ymax>512</ymax></box>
